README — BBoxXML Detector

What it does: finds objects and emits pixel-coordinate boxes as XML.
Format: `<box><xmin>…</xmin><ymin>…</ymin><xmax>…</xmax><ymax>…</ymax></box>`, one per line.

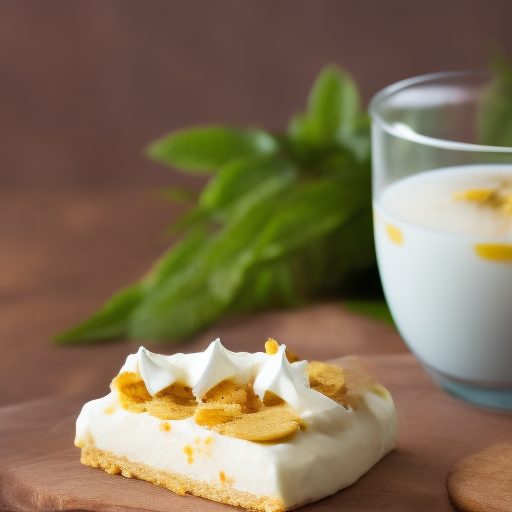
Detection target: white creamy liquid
<box><xmin>374</xmin><ymin>165</ymin><xmax>512</xmax><ymax>385</ymax></box>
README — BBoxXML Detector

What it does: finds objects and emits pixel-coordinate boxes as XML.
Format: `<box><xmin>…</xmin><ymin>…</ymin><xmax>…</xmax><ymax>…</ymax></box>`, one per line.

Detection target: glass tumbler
<box><xmin>369</xmin><ymin>71</ymin><xmax>512</xmax><ymax>410</ymax></box>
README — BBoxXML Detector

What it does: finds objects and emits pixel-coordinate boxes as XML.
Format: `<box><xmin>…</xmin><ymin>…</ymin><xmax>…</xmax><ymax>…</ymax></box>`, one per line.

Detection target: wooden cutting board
<box><xmin>2</xmin><ymin>354</ymin><xmax>511</xmax><ymax>512</ymax></box>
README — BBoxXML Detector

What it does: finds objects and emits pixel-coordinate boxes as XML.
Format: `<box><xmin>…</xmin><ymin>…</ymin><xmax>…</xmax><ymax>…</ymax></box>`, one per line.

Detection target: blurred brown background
<box><xmin>3</xmin><ymin>0</ymin><xmax>512</xmax><ymax>189</ymax></box>
<box><xmin>2</xmin><ymin>0</ymin><xmax>512</xmax><ymax>406</ymax></box>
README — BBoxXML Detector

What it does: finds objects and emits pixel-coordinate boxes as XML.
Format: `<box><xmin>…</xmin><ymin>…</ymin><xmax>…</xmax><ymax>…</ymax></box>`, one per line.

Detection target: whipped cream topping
<box><xmin>190</xmin><ymin>339</ymin><xmax>252</xmax><ymax>397</ymax></box>
<box><xmin>118</xmin><ymin>339</ymin><xmax>335</xmax><ymax>414</ymax></box>
<box><xmin>253</xmin><ymin>345</ymin><xmax>337</xmax><ymax>415</ymax></box>
<box><xmin>138</xmin><ymin>348</ymin><xmax>186</xmax><ymax>396</ymax></box>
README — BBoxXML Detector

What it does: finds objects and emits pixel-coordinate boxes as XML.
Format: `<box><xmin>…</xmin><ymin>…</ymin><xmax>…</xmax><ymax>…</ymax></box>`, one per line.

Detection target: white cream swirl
<box><xmin>253</xmin><ymin>345</ymin><xmax>306</xmax><ymax>408</ymax></box>
<box><xmin>253</xmin><ymin>345</ymin><xmax>339</xmax><ymax>415</ymax></box>
<box><xmin>189</xmin><ymin>338</ymin><xmax>252</xmax><ymax>397</ymax></box>
<box><xmin>117</xmin><ymin>339</ymin><xmax>338</xmax><ymax>414</ymax></box>
<box><xmin>138</xmin><ymin>348</ymin><xmax>186</xmax><ymax>396</ymax></box>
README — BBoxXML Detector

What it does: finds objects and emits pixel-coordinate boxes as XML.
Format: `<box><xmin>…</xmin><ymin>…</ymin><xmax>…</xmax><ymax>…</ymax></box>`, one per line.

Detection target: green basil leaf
<box><xmin>166</xmin><ymin>206</ymin><xmax>212</xmax><ymax>236</ymax></box>
<box><xmin>479</xmin><ymin>51</ymin><xmax>512</xmax><ymax>147</ymax></box>
<box><xmin>200</xmin><ymin>157</ymin><xmax>297</xmax><ymax>220</ymax></box>
<box><xmin>129</xmin><ymin>280</ymin><xmax>227</xmax><ymax>341</ymax></box>
<box><xmin>145</xmin><ymin>229</ymin><xmax>208</xmax><ymax>288</ymax></box>
<box><xmin>231</xmin><ymin>259</ymin><xmax>300</xmax><ymax>311</ymax></box>
<box><xmin>307</xmin><ymin>65</ymin><xmax>361</xmax><ymax>142</ymax></box>
<box><xmin>340</xmin><ymin>113</ymin><xmax>372</xmax><ymax>161</ymax></box>
<box><xmin>287</xmin><ymin>113</ymin><xmax>319</xmax><ymax>146</ymax></box>
<box><xmin>53</xmin><ymin>283</ymin><xmax>144</xmax><ymax>343</ymax></box>
<box><xmin>288</xmin><ymin>65</ymin><xmax>362</xmax><ymax>147</ymax></box>
<box><xmin>258</xmin><ymin>171</ymin><xmax>369</xmax><ymax>261</ymax></box>
<box><xmin>286</xmin><ymin>66</ymin><xmax>368</xmax><ymax>167</ymax></box>
<box><xmin>146</xmin><ymin>127</ymin><xmax>278</xmax><ymax>173</ymax></box>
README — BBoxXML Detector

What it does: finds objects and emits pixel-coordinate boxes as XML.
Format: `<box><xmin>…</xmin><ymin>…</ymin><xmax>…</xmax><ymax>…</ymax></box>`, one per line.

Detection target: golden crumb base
<box><xmin>81</xmin><ymin>444</ymin><xmax>287</xmax><ymax>512</ymax></box>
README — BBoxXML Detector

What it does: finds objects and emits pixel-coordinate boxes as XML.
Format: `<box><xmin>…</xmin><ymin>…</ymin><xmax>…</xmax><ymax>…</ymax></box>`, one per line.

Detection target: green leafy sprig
<box><xmin>479</xmin><ymin>46</ymin><xmax>512</xmax><ymax>148</ymax></box>
<box><xmin>55</xmin><ymin>65</ymin><xmax>380</xmax><ymax>344</ymax></box>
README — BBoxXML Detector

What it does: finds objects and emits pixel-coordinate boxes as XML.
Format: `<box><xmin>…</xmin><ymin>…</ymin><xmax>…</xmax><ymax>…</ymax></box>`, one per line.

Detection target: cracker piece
<box><xmin>195</xmin><ymin>403</ymin><xmax>242</xmax><ymax>427</ymax></box>
<box><xmin>213</xmin><ymin>406</ymin><xmax>302</xmax><ymax>442</ymax></box>
<box><xmin>112</xmin><ymin>372</ymin><xmax>197</xmax><ymax>420</ymax></box>
<box><xmin>446</xmin><ymin>442</ymin><xmax>512</xmax><ymax>512</ymax></box>
<box><xmin>202</xmin><ymin>379</ymin><xmax>263</xmax><ymax>414</ymax></box>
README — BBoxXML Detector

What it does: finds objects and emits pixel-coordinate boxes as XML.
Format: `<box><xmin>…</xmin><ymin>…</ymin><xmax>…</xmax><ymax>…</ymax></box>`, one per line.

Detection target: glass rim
<box><xmin>368</xmin><ymin>70</ymin><xmax>512</xmax><ymax>154</ymax></box>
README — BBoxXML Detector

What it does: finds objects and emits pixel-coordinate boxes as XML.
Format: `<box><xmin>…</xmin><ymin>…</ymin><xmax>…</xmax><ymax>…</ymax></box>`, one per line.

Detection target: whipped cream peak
<box><xmin>254</xmin><ymin>344</ymin><xmax>340</xmax><ymax>415</ymax></box>
<box><xmin>191</xmin><ymin>339</ymin><xmax>252</xmax><ymax>398</ymax></box>
<box><xmin>138</xmin><ymin>347</ymin><xmax>186</xmax><ymax>396</ymax></box>
<box><xmin>119</xmin><ymin>351</ymin><xmax>140</xmax><ymax>375</ymax></box>
<box><xmin>253</xmin><ymin>345</ymin><xmax>306</xmax><ymax>410</ymax></box>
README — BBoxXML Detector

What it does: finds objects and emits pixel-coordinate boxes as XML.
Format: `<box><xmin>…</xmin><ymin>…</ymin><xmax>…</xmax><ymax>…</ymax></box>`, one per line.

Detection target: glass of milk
<box><xmin>370</xmin><ymin>71</ymin><xmax>512</xmax><ymax>410</ymax></box>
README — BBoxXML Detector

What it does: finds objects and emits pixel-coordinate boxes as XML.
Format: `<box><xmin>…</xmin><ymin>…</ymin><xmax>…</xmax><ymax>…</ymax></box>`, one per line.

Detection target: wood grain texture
<box><xmin>447</xmin><ymin>443</ymin><xmax>512</xmax><ymax>512</ymax></box>
<box><xmin>1</xmin><ymin>354</ymin><xmax>512</xmax><ymax>512</ymax></box>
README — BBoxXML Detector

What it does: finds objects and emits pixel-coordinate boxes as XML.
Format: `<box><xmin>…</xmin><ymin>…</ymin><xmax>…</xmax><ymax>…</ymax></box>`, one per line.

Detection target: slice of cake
<box><xmin>75</xmin><ymin>339</ymin><xmax>397</xmax><ymax>511</ymax></box>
